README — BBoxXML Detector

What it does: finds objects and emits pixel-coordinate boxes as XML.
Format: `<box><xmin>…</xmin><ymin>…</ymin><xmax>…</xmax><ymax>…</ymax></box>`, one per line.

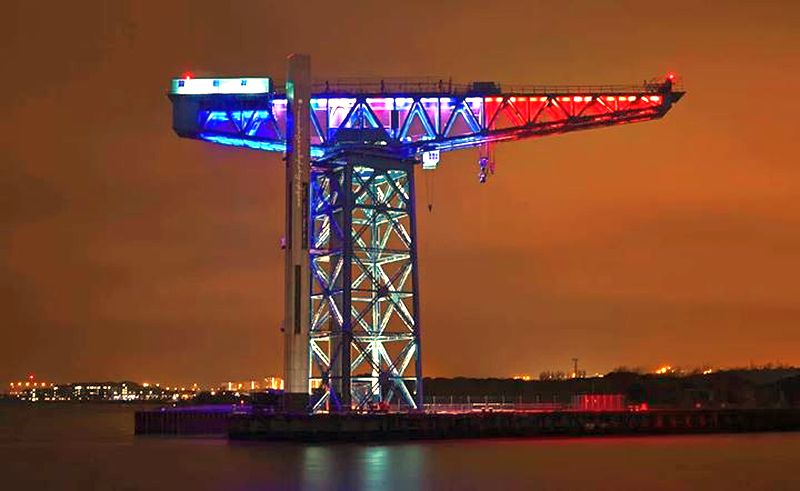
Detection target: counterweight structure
<box><xmin>168</xmin><ymin>61</ymin><xmax>684</xmax><ymax>412</ymax></box>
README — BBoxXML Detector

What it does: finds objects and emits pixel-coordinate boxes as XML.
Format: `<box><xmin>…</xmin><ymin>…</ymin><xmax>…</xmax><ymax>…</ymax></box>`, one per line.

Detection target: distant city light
<box><xmin>4</xmin><ymin>376</ymin><xmax>284</xmax><ymax>403</ymax></box>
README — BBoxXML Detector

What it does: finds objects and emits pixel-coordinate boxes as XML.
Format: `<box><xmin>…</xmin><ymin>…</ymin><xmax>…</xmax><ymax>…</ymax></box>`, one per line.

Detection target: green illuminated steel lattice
<box><xmin>308</xmin><ymin>155</ymin><xmax>422</xmax><ymax>412</ymax></box>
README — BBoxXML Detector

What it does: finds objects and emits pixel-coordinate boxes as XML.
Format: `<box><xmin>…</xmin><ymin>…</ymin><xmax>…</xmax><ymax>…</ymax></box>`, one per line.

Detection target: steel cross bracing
<box><xmin>307</xmin><ymin>153</ymin><xmax>421</xmax><ymax>412</ymax></box>
<box><xmin>170</xmin><ymin>78</ymin><xmax>683</xmax><ymax>161</ymax></box>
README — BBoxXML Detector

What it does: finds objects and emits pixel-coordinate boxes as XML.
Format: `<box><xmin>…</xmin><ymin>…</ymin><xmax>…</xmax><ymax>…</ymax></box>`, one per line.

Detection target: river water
<box><xmin>1</xmin><ymin>404</ymin><xmax>798</xmax><ymax>490</ymax></box>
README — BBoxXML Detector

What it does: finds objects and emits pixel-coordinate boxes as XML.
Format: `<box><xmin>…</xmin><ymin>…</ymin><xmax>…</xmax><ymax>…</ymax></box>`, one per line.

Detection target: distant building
<box><xmin>221</xmin><ymin>377</ymin><xmax>284</xmax><ymax>393</ymax></box>
<box><xmin>6</xmin><ymin>381</ymin><xmax>194</xmax><ymax>403</ymax></box>
<box><xmin>69</xmin><ymin>382</ymin><xmax>166</xmax><ymax>401</ymax></box>
<box><xmin>8</xmin><ymin>376</ymin><xmax>56</xmax><ymax>401</ymax></box>
<box><xmin>5</xmin><ymin>376</ymin><xmax>283</xmax><ymax>403</ymax></box>
<box><xmin>9</xmin><ymin>380</ymin><xmax>54</xmax><ymax>396</ymax></box>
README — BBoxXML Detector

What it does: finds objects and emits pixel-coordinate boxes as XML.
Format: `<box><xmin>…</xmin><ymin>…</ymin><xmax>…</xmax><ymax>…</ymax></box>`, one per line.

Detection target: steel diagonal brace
<box><xmin>383</xmin><ymin>211</ymin><xmax>412</xmax><ymax>248</ymax></box>
<box><xmin>326</xmin><ymin>296</ymin><xmax>344</xmax><ymax>328</ymax></box>
<box><xmin>310</xmin><ymin>292</ymin><xmax>332</xmax><ymax>331</ymax></box>
<box><xmin>350</xmin><ymin>255</ymin><xmax>382</xmax><ymax>292</ymax></box>
<box><xmin>354</xmin><ymin>379</ymin><xmax>382</xmax><ymax>410</ymax></box>
<box><xmin>378</xmin><ymin>343</ymin><xmax>417</xmax><ymax>408</ymax></box>
<box><xmin>373</xmin><ymin>173</ymin><xmax>408</xmax><ymax>209</ymax></box>
<box><xmin>385</xmin><ymin>292</ymin><xmax>415</xmax><ymax>331</ymax></box>
<box><xmin>373</xmin><ymin>178</ymin><xmax>397</xmax><ymax>208</ymax></box>
<box><xmin>310</xmin><ymin>390</ymin><xmax>329</xmax><ymax>413</ymax></box>
<box><xmin>310</xmin><ymin>339</ymin><xmax>330</xmax><ymax>372</ymax></box>
<box><xmin>349</xmin><ymin>338</ymin><xmax>385</xmax><ymax>375</ymax></box>
<box><xmin>379</xmin><ymin>339</ymin><xmax>414</xmax><ymax>376</ymax></box>
<box><xmin>350</xmin><ymin>303</ymin><xmax>377</xmax><ymax>336</ymax></box>
<box><xmin>351</xmin><ymin>168</ymin><xmax>380</xmax><ymax>205</ymax></box>
<box><xmin>378</xmin><ymin>299</ymin><xmax>398</xmax><ymax>335</ymax></box>
<box><xmin>351</xmin><ymin>217</ymin><xmax>376</xmax><ymax>255</ymax></box>
<box><xmin>310</xmin><ymin>259</ymin><xmax>330</xmax><ymax>291</ymax></box>
<box><xmin>382</xmin><ymin>173</ymin><xmax>410</xmax><ymax>205</ymax></box>
<box><xmin>349</xmin><ymin>335</ymin><xmax>384</xmax><ymax>375</ymax></box>
<box><xmin>311</xmin><ymin>253</ymin><xmax>343</xmax><ymax>292</ymax></box>
<box><xmin>379</xmin><ymin>257</ymin><xmax>413</xmax><ymax>294</ymax></box>
<box><xmin>349</xmin><ymin>342</ymin><xmax>371</xmax><ymax>372</ymax></box>
<box><xmin>376</xmin><ymin>279</ymin><xmax>415</xmax><ymax>332</ymax></box>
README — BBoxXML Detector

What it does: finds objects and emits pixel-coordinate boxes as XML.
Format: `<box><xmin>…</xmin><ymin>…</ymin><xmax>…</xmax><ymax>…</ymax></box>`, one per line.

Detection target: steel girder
<box><xmin>307</xmin><ymin>152</ymin><xmax>422</xmax><ymax>412</ymax></box>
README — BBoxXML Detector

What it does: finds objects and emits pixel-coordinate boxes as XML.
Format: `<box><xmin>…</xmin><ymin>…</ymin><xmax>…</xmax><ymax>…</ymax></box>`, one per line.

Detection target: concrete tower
<box><xmin>283</xmin><ymin>54</ymin><xmax>311</xmax><ymax>394</ymax></box>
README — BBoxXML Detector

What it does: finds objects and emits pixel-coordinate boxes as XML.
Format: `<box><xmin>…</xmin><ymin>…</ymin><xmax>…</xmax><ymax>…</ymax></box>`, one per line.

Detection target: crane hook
<box><xmin>477</xmin><ymin>144</ymin><xmax>496</xmax><ymax>184</ymax></box>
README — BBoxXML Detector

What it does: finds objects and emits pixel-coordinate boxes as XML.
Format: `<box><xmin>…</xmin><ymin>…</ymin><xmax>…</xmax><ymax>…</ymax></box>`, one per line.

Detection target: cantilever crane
<box><xmin>168</xmin><ymin>55</ymin><xmax>684</xmax><ymax>413</ymax></box>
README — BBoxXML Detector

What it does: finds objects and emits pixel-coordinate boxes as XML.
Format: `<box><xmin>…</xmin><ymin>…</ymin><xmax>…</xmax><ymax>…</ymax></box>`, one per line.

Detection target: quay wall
<box><xmin>135</xmin><ymin>408</ymin><xmax>230</xmax><ymax>435</ymax></box>
<box><xmin>229</xmin><ymin>408</ymin><xmax>800</xmax><ymax>442</ymax></box>
<box><xmin>135</xmin><ymin>407</ymin><xmax>800</xmax><ymax>441</ymax></box>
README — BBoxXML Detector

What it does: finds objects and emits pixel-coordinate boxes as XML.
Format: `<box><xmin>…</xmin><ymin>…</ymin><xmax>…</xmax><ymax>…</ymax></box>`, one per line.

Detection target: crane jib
<box><xmin>169</xmin><ymin>77</ymin><xmax>683</xmax><ymax>162</ymax></box>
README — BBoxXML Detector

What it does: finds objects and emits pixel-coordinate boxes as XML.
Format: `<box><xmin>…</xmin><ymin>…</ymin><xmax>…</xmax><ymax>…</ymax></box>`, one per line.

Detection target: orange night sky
<box><xmin>3</xmin><ymin>1</ymin><xmax>799</xmax><ymax>385</ymax></box>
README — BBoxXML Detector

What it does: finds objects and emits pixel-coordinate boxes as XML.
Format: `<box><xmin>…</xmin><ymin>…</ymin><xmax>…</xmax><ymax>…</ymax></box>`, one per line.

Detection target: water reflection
<box><xmin>301</xmin><ymin>444</ymin><xmax>426</xmax><ymax>490</ymax></box>
<box><xmin>4</xmin><ymin>406</ymin><xmax>798</xmax><ymax>490</ymax></box>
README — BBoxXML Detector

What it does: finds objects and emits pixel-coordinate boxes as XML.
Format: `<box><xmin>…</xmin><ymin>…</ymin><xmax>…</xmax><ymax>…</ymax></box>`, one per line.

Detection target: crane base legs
<box><xmin>307</xmin><ymin>153</ymin><xmax>423</xmax><ymax>412</ymax></box>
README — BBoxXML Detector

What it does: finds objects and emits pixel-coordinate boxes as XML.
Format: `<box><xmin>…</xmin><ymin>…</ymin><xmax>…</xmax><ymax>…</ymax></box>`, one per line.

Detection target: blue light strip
<box><xmin>199</xmin><ymin>133</ymin><xmax>324</xmax><ymax>157</ymax></box>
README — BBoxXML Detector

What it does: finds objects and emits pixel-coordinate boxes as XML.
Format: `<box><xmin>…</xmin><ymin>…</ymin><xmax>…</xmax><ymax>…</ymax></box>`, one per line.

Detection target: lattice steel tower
<box><xmin>168</xmin><ymin>55</ymin><xmax>684</xmax><ymax>412</ymax></box>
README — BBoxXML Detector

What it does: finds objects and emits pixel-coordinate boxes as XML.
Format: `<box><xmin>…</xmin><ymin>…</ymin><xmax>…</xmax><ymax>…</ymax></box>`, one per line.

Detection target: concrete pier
<box><xmin>228</xmin><ymin>408</ymin><xmax>800</xmax><ymax>442</ymax></box>
<box><xmin>135</xmin><ymin>406</ymin><xmax>234</xmax><ymax>435</ymax></box>
<box><xmin>135</xmin><ymin>407</ymin><xmax>800</xmax><ymax>440</ymax></box>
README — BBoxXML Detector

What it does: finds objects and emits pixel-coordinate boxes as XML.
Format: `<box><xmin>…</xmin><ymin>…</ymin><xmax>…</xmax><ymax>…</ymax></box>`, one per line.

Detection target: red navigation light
<box><xmin>182</xmin><ymin>71</ymin><xmax>194</xmax><ymax>80</ymax></box>
<box><xmin>666</xmin><ymin>72</ymin><xmax>676</xmax><ymax>81</ymax></box>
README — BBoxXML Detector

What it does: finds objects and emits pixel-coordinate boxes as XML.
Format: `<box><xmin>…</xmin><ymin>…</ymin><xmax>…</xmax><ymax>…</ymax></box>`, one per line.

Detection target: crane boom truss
<box><xmin>170</xmin><ymin>79</ymin><xmax>683</xmax><ymax>160</ymax></box>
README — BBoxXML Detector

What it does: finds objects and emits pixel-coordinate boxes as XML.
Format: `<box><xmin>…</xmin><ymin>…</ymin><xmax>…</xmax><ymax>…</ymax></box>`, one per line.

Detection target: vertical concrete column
<box><xmin>283</xmin><ymin>54</ymin><xmax>311</xmax><ymax>395</ymax></box>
